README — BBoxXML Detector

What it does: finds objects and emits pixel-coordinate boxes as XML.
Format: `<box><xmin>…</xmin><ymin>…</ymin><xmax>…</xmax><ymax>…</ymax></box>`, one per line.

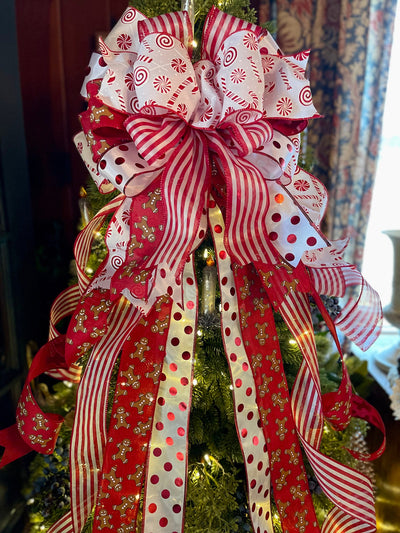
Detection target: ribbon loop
<box><xmin>138</xmin><ymin>10</ymin><xmax>194</xmax><ymax>52</ymax></box>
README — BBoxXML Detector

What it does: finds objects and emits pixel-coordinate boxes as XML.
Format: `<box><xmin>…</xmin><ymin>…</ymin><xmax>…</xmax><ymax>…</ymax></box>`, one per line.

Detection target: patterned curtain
<box><xmin>259</xmin><ymin>0</ymin><xmax>398</xmax><ymax>268</ymax></box>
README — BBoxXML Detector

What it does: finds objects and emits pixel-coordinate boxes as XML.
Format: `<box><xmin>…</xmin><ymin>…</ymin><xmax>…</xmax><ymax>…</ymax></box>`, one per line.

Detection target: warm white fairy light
<box><xmin>193</xmin><ymin>378</ymin><xmax>198</xmax><ymax>386</ymax></box>
<box><xmin>289</xmin><ymin>339</ymin><xmax>297</xmax><ymax>346</ymax></box>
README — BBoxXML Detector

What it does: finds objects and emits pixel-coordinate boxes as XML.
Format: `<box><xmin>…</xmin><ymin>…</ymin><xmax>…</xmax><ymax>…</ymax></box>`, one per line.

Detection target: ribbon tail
<box><xmin>93</xmin><ymin>295</ymin><xmax>172</xmax><ymax>530</ymax></box>
<box><xmin>305</xmin><ymin>243</ymin><xmax>383</xmax><ymax>352</ymax></box>
<box><xmin>0</xmin><ymin>334</ymin><xmax>71</xmax><ymax>470</ymax></box>
<box><xmin>67</xmin><ymin>301</ymin><xmax>141</xmax><ymax>533</ymax></box>
<box><xmin>256</xmin><ymin>264</ymin><xmax>378</xmax><ymax>533</ymax></box>
<box><xmin>232</xmin><ymin>263</ymin><xmax>321</xmax><ymax>532</ymax></box>
<box><xmin>141</xmin><ymin>257</ymin><xmax>197</xmax><ymax>532</ymax></box>
<box><xmin>348</xmin><ymin>394</ymin><xmax>386</xmax><ymax>462</ymax></box>
<box><xmin>310</xmin><ymin>283</ymin><xmax>386</xmax><ymax>461</ymax></box>
<box><xmin>0</xmin><ymin>425</ymin><xmax>34</xmax><ymax>468</ymax></box>
<box><xmin>209</xmin><ymin>198</ymin><xmax>274</xmax><ymax>533</ymax></box>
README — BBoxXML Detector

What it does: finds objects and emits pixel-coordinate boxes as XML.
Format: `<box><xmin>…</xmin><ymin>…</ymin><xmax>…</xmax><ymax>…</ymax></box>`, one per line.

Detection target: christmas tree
<box><xmin>1</xmin><ymin>0</ymin><xmax>385</xmax><ymax>532</ymax></box>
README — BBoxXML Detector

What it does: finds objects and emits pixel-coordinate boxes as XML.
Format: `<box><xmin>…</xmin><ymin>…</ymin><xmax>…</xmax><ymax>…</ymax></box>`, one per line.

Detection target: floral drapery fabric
<box><xmin>259</xmin><ymin>0</ymin><xmax>398</xmax><ymax>268</ymax></box>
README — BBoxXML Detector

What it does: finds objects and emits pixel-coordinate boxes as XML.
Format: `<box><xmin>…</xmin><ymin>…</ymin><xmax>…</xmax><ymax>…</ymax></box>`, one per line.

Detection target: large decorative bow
<box><xmin>75</xmin><ymin>7</ymin><xmax>328</xmax><ymax>317</ymax></box>
<box><xmin>0</xmin><ymin>7</ymin><xmax>385</xmax><ymax>533</ymax></box>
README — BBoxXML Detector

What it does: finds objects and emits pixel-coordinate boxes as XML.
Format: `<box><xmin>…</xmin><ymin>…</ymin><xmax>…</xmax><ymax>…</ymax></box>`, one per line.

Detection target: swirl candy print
<box><xmin>0</xmin><ymin>6</ymin><xmax>386</xmax><ymax>533</ymax></box>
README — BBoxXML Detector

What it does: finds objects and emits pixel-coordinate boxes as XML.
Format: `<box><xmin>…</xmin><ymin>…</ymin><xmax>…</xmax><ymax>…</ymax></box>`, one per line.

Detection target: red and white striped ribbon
<box><xmin>208</xmin><ymin>131</ymin><xmax>276</xmax><ymax>266</ymax></box>
<box><xmin>279</xmin><ymin>293</ymin><xmax>377</xmax><ymax>532</ymax></box>
<box><xmin>48</xmin><ymin>286</ymin><xmax>81</xmax><ymax>341</ymax></box>
<box><xmin>45</xmin><ymin>285</ymin><xmax>82</xmax><ymax>383</ymax></box>
<box><xmin>125</xmin><ymin>116</ymin><xmax>187</xmax><ymax>167</ymax></box>
<box><xmin>308</xmin><ymin>267</ymin><xmax>347</xmax><ymax>298</ymax></box>
<box><xmin>308</xmin><ymin>263</ymin><xmax>382</xmax><ymax>351</ymax></box>
<box><xmin>138</xmin><ymin>10</ymin><xmax>193</xmax><ymax>52</ymax></box>
<box><xmin>73</xmin><ymin>195</ymin><xmax>124</xmax><ymax>294</ymax></box>
<box><xmin>335</xmin><ymin>276</ymin><xmax>382</xmax><ymax>351</ymax></box>
<box><xmin>201</xmin><ymin>6</ymin><xmax>264</xmax><ymax>62</ymax></box>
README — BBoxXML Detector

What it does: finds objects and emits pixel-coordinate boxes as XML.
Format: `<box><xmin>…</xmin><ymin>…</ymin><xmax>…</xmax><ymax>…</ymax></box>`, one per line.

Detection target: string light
<box><xmin>204</xmin><ymin>453</ymin><xmax>211</xmax><ymax>465</ymax></box>
<box><xmin>192</xmin><ymin>469</ymin><xmax>200</xmax><ymax>480</ymax></box>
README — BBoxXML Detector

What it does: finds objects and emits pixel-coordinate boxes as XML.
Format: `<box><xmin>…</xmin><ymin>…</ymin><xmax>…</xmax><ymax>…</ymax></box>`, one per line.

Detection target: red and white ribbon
<box><xmin>0</xmin><ymin>6</ymin><xmax>385</xmax><ymax>533</ymax></box>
